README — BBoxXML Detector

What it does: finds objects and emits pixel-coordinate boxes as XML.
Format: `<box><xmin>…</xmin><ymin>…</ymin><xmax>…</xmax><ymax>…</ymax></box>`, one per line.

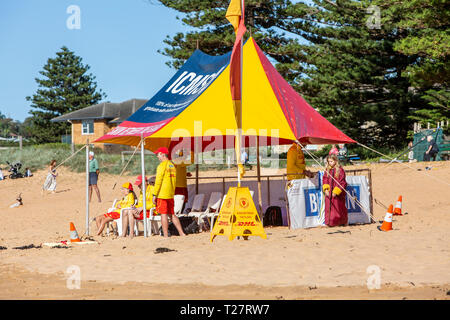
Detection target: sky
<box><xmin>0</xmin><ymin>0</ymin><xmax>190</xmax><ymax>121</ymax></box>
<box><xmin>0</xmin><ymin>1</ymin><xmax>314</xmax><ymax>122</ymax></box>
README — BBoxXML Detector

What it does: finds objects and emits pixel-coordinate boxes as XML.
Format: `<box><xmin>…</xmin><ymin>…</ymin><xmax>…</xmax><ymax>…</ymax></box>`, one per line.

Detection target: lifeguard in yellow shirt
<box><xmin>286</xmin><ymin>143</ymin><xmax>315</xmax><ymax>181</ymax></box>
<box><xmin>120</xmin><ymin>175</ymin><xmax>156</xmax><ymax>238</ymax></box>
<box><xmin>152</xmin><ymin>147</ymin><xmax>186</xmax><ymax>238</ymax></box>
<box><xmin>95</xmin><ymin>182</ymin><xmax>136</xmax><ymax>236</ymax></box>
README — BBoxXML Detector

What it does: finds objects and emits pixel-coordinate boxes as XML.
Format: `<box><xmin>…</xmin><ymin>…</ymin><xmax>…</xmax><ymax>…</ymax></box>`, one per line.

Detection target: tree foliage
<box><xmin>26</xmin><ymin>47</ymin><xmax>106</xmax><ymax>143</ymax></box>
<box><xmin>156</xmin><ymin>0</ymin><xmax>449</xmax><ymax>148</ymax></box>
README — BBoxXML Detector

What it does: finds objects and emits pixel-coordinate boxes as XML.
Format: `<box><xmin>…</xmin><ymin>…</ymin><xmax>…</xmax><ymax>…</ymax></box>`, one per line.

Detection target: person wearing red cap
<box><xmin>94</xmin><ymin>182</ymin><xmax>136</xmax><ymax>236</ymax></box>
<box><xmin>120</xmin><ymin>176</ymin><xmax>155</xmax><ymax>238</ymax></box>
<box><xmin>153</xmin><ymin>147</ymin><xmax>186</xmax><ymax>237</ymax></box>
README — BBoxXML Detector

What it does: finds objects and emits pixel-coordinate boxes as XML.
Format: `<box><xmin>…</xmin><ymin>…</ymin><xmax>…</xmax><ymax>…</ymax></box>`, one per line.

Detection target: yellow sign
<box><xmin>211</xmin><ymin>187</ymin><xmax>267</xmax><ymax>242</ymax></box>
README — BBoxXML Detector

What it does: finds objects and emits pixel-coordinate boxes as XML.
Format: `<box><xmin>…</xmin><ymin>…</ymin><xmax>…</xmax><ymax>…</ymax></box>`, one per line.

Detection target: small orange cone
<box><xmin>393</xmin><ymin>196</ymin><xmax>403</xmax><ymax>216</ymax></box>
<box><xmin>378</xmin><ymin>204</ymin><xmax>393</xmax><ymax>232</ymax></box>
<box><xmin>70</xmin><ymin>222</ymin><xmax>81</xmax><ymax>242</ymax></box>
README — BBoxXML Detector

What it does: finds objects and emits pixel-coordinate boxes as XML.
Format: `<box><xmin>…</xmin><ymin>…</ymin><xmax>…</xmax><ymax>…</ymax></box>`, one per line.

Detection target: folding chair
<box><xmin>174</xmin><ymin>194</ymin><xmax>186</xmax><ymax>216</ymax></box>
<box><xmin>147</xmin><ymin>207</ymin><xmax>160</xmax><ymax>235</ymax></box>
<box><xmin>106</xmin><ymin>199</ymin><xmax>138</xmax><ymax>236</ymax></box>
<box><xmin>187</xmin><ymin>193</ymin><xmax>205</xmax><ymax>218</ymax></box>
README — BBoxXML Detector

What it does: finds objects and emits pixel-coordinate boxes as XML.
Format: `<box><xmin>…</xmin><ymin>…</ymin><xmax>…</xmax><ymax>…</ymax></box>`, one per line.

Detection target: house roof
<box><xmin>51</xmin><ymin>99</ymin><xmax>148</xmax><ymax>123</ymax></box>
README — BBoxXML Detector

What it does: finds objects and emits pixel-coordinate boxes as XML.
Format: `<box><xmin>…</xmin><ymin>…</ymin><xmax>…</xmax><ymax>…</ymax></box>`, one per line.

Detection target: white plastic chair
<box><xmin>199</xmin><ymin>192</ymin><xmax>223</xmax><ymax>232</ymax></box>
<box><xmin>147</xmin><ymin>207</ymin><xmax>161</xmax><ymax>235</ymax></box>
<box><xmin>106</xmin><ymin>199</ymin><xmax>138</xmax><ymax>236</ymax></box>
<box><xmin>187</xmin><ymin>193</ymin><xmax>205</xmax><ymax>218</ymax></box>
<box><xmin>174</xmin><ymin>194</ymin><xmax>186</xmax><ymax>216</ymax></box>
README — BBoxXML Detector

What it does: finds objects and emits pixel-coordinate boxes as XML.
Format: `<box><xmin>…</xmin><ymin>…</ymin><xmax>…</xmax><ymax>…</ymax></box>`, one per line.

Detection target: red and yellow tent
<box><xmin>95</xmin><ymin>37</ymin><xmax>355</xmax><ymax>150</ymax></box>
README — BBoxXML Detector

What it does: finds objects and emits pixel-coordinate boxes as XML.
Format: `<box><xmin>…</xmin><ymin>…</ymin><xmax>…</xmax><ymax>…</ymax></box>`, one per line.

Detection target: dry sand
<box><xmin>0</xmin><ymin>161</ymin><xmax>449</xmax><ymax>300</ymax></box>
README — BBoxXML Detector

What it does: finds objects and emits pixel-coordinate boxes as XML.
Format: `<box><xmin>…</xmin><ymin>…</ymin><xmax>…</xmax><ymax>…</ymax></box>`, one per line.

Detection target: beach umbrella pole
<box><xmin>140</xmin><ymin>134</ymin><xmax>148</xmax><ymax>238</ymax></box>
<box><xmin>85</xmin><ymin>139</ymin><xmax>90</xmax><ymax>236</ymax></box>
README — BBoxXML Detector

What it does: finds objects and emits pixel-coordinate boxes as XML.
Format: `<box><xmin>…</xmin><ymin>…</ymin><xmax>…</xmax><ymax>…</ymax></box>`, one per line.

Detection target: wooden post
<box><xmin>195</xmin><ymin>164</ymin><xmax>199</xmax><ymax>195</ymax></box>
<box><xmin>19</xmin><ymin>136</ymin><xmax>22</xmax><ymax>150</ymax></box>
<box><xmin>222</xmin><ymin>177</ymin><xmax>226</xmax><ymax>196</ymax></box>
<box><xmin>368</xmin><ymin>169</ymin><xmax>374</xmax><ymax>223</ymax></box>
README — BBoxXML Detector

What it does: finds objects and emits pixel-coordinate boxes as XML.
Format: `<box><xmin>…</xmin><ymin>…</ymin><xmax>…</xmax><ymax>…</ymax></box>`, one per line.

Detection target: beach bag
<box><xmin>158</xmin><ymin>216</ymin><xmax>193</xmax><ymax>236</ymax></box>
<box><xmin>263</xmin><ymin>206</ymin><xmax>283</xmax><ymax>227</ymax></box>
<box><xmin>184</xmin><ymin>219</ymin><xmax>200</xmax><ymax>234</ymax></box>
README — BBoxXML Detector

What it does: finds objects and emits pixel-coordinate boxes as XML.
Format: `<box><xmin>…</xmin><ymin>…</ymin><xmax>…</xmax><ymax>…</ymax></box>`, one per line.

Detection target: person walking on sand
<box><xmin>120</xmin><ymin>176</ymin><xmax>155</xmax><ymax>238</ymax></box>
<box><xmin>88</xmin><ymin>151</ymin><xmax>101</xmax><ymax>202</ymax></box>
<box><xmin>153</xmin><ymin>147</ymin><xmax>186</xmax><ymax>238</ymax></box>
<box><xmin>42</xmin><ymin>160</ymin><xmax>58</xmax><ymax>194</ymax></box>
<box><xmin>322</xmin><ymin>154</ymin><xmax>348</xmax><ymax>227</ymax></box>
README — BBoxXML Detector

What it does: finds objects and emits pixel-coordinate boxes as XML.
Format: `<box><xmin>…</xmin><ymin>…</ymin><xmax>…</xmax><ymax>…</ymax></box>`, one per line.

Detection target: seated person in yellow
<box><xmin>94</xmin><ymin>182</ymin><xmax>136</xmax><ymax>236</ymax></box>
<box><xmin>286</xmin><ymin>143</ymin><xmax>315</xmax><ymax>181</ymax></box>
<box><xmin>120</xmin><ymin>176</ymin><xmax>155</xmax><ymax>238</ymax></box>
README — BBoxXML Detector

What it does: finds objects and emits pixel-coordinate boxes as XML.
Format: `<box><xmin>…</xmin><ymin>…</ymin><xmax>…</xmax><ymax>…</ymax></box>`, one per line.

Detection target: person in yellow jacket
<box><xmin>173</xmin><ymin>149</ymin><xmax>193</xmax><ymax>211</ymax></box>
<box><xmin>153</xmin><ymin>147</ymin><xmax>186</xmax><ymax>237</ymax></box>
<box><xmin>286</xmin><ymin>142</ymin><xmax>315</xmax><ymax>181</ymax></box>
<box><xmin>95</xmin><ymin>182</ymin><xmax>136</xmax><ymax>236</ymax></box>
<box><xmin>120</xmin><ymin>176</ymin><xmax>156</xmax><ymax>238</ymax></box>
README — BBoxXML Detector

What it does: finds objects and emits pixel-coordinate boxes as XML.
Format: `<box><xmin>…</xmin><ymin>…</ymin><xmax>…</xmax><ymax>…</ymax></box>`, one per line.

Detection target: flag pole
<box><xmin>236</xmin><ymin>0</ymin><xmax>244</xmax><ymax>187</ymax></box>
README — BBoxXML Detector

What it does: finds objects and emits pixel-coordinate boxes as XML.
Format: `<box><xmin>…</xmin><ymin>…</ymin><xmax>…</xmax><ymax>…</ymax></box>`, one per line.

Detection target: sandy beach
<box><xmin>0</xmin><ymin>161</ymin><xmax>449</xmax><ymax>300</ymax></box>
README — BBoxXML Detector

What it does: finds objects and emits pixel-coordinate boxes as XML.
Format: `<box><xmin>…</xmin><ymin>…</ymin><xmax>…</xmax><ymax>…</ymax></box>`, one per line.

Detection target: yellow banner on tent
<box><xmin>211</xmin><ymin>186</ymin><xmax>267</xmax><ymax>242</ymax></box>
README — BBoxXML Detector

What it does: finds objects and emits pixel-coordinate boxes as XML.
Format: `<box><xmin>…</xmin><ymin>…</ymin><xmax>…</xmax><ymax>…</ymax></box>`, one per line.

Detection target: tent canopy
<box><xmin>95</xmin><ymin>37</ymin><xmax>355</xmax><ymax>152</ymax></box>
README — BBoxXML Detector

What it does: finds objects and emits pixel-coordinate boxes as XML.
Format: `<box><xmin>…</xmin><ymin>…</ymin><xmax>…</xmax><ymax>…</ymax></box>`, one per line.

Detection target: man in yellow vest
<box><xmin>286</xmin><ymin>142</ymin><xmax>315</xmax><ymax>181</ymax></box>
<box><xmin>152</xmin><ymin>147</ymin><xmax>186</xmax><ymax>237</ymax></box>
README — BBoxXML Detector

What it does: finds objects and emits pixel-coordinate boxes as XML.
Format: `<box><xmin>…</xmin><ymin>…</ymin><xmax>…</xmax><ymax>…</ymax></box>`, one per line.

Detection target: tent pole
<box><xmin>256</xmin><ymin>136</ymin><xmax>263</xmax><ymax>218</ymax></box>
<box><xmin>195</xmin><ymin>164</ymin><xmax>199</xmax><ymax>195</ymax></box>
<box><xmin>85</xmin><ymin>139</ymin><xmax>90</xmax><ymax>236</ymax></box>
<box><xmin>140</xmin><ymin>134</ymin><xmax>147</xmax><ymax>238</ymax></box>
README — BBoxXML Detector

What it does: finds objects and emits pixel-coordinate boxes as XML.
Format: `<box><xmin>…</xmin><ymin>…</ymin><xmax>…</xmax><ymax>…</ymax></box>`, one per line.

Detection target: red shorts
<box><xmin>156</xmin><ymin>198</ymin><xmax>174</xmax><ymax>215</ymax></box>
<box><xmin>104</xmin><ymin>210</ymin><xmax>120</xmax><ymax>220</ymax></box>
<box><xmin>135</xmin><ymin>210</ymin><xmax>150</xmax><ymax>220</ymax></box>
<box><xmin>175</xmin><ymin>187</ymin><xmax>188</xmax><ymax>202</ymax></box>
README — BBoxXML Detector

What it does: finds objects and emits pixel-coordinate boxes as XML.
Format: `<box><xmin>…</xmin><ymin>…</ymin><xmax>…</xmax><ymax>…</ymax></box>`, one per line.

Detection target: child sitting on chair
<box><xmin>120</xmin><ymin>176</ymin><xmax>155</xmax><ymax>238</ymax></box>
<box><xmin>95</xmin><ymin>182</ymin><xmax>136</xmax><ymax>236</ymax></box>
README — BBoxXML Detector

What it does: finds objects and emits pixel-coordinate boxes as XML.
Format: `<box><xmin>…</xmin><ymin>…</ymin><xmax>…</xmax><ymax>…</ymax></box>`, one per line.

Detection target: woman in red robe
<box><xmin>322</xmin><ymin>154</ymin><xmax>348</xmax><ymax>226</ymax></box>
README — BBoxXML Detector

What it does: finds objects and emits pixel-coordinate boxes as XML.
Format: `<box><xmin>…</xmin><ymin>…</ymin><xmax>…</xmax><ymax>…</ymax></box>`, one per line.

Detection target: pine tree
<box><xmin>380</xmin><ymin>0</ymin><xmax>449</xmax><ymax>127</ymax></box>
<box><xmin>26</xmin><ymin>47</ymin><xmax>106</xmax><ymax>143</ymax></box>
<box><xmin>156</xmin><ymin>0</ymin><xmax>433</xmax><ymax>148</ymax></box>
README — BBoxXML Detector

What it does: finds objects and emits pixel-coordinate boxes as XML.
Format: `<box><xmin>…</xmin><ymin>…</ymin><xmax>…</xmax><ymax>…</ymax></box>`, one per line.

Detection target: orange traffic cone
<box><xmin>378</xmin><ymin>204</ymin><xmax>393</xmax><ymax>232</ymax></box>
<box><xmin>393</xmin><ymin>196</ymin><xmax>403</xmax><ymax>216</ymax></box>
<box><xmin>70</xmin><ymin>222</ymin><xmax>81</xmax><ymax>242</ymax></box>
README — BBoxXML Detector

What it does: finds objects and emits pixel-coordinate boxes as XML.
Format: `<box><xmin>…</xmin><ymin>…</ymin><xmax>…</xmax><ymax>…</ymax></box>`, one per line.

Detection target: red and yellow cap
<box><xmin>122</xmin><ymin>182</ymin><xmax>133</xmax><ymax>191</ymax></box>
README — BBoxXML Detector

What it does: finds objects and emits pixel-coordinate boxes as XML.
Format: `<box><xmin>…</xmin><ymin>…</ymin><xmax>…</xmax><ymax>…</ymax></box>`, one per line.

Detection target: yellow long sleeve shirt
<box><xmin>153</xmin><ymin>160</ymin><xmax>177</xmax><ymax>199</ymax></box>
<box><xmin>116</xmin><ymin>192</ymin><xmax>135</xmax><ymax>209</ymax></box>
<box><xmin>287</xmin><ymin>143</ymin><xmax>306</xmax><ymax>181</ymax></box>
<box><xmin>136</xmin><ymin>185</ymin><xmax>155</xmax><ymax>210</ymax></box>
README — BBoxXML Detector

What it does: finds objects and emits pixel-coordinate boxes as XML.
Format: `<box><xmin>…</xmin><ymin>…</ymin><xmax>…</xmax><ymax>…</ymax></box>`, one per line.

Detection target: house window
<box><xmin>82</xmin><ymin>120</ymin><xmax>94</xmax><ymax>135</ymax></box>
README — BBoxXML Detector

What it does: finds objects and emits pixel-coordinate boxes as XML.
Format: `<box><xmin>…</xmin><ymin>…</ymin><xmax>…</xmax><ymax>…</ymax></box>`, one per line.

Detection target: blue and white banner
<box><xmin>345</xmin><ymin>175</ymin><xmax>371</xmax><ymax>224</ymax></box>
<box><xmin>286</xmin><ymin>172</ymin><xmax>325</xmax><ymax>229</ymax></box>
<box><xmin>287</xmin><ymin>173</ymin><xmax>371</xmax><ymax>229</ymax></box>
